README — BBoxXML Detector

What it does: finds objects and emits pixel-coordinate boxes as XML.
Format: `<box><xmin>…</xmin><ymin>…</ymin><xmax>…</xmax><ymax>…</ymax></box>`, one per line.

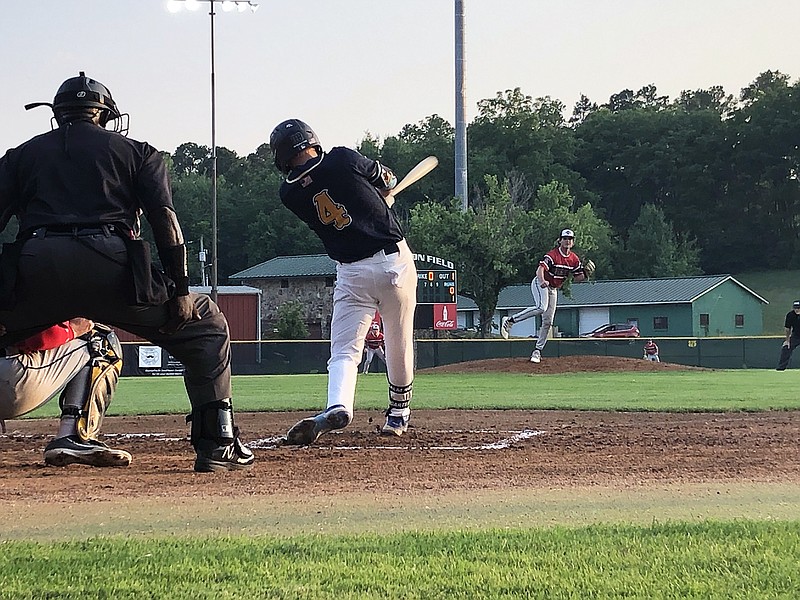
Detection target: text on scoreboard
<box><xmin>417</xmin><ymin>269</ymin><xmax>457</xmax><ymax>304</ymax></box>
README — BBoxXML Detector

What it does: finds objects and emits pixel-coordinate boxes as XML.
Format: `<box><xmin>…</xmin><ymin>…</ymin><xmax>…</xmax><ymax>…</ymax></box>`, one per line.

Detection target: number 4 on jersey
<box><xmin>313</xmin><ymin>190</ymin><xmax>352</xmax><ymax>230</ymax></box>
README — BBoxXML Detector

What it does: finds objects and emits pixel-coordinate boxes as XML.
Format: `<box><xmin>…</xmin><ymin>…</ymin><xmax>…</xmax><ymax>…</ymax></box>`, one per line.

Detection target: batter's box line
<box><xmin>248</xmin><ymin>429</ymin><xmax>546</xmax><ymax>451</ymax></box>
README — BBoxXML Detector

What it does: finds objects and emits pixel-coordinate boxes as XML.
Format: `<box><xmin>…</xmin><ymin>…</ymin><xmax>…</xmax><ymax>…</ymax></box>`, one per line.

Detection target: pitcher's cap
<box><xmin>793</xmin><ymin>300</ymin><xmax>800</xmax><ymax>308</ymax></box>
<box><xmin>560</xmin><ymin>229</ymin><xmax>575</xmax><ymax>238</ymax></box>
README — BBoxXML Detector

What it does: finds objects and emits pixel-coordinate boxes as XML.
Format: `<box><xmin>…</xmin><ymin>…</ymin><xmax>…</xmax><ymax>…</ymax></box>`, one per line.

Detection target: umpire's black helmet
<box><xmin>52</xmin><ymin>71</ymin><xmax>121</xmax><ymax>127</ymax></box>
<box><xmin>270</xmin><ymin>119</ymin><xmax>322</xmax><ymax>174</ymax></box>
<box><xmin>25</xmin><ymin>72</ymin><xmax>123</xmax><ymax>129</ymax></box>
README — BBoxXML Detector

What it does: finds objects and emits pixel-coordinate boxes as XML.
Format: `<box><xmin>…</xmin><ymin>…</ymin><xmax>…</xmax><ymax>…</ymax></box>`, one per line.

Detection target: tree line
<box><xmin>161</xmin><ymin>70</ymin><xmax>797</xmax><ymax>334</ymax></box>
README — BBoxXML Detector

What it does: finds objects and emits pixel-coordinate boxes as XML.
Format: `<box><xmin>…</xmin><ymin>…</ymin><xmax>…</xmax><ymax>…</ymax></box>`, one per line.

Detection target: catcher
<box><xmin>0</xmin><ymin>318</ymin><xmax>130</xmax><ymax>466</ymax></box>
<box><xmin>500</xmin><ymin>228</ymin><xmax>595</xmax><ymax>362</ymax></box>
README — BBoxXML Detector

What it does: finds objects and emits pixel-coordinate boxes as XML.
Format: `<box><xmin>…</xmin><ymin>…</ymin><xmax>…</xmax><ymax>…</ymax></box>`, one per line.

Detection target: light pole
<box><xmin>167</xmin><ymin>0</ymin><xmax>258</xmax><ymax>302</ymax></box>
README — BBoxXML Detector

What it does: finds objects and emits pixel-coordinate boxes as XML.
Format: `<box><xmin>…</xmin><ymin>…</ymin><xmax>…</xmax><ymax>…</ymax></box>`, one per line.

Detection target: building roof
<box><xmin>230</xmin><ymin>254</ymin><xmax>336</xmax><ymax>279</ymax></box>
<box><xmin>496</xmin><ymin>275</ymin><xmax>768</xmax><ymax>310</ymax></box>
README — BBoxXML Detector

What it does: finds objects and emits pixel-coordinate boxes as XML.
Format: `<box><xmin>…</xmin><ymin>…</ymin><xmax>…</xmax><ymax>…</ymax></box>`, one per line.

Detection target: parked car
<box><xmin>582</xmin><ymin>323</ymin><xmax>640</xmax><ymax>338</ymax></box>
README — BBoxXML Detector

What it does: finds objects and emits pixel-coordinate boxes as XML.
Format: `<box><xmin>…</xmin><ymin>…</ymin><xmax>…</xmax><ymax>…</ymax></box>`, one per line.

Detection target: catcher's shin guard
<box><xmin>70</xmin><ymin>325</ymin><xmax>122</xmax><ymax>441</ymax></box>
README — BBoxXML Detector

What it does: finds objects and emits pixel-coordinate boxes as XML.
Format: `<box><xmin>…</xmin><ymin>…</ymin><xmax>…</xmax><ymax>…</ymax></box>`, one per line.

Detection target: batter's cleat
<box><xmin>381</xmin><ymin>414</ymin><xmax>410</xmax><ymax>436</ymax></box>
<box><xmin>284</xmin><ymin>405</ymin><xmax>352</xmax><ymax>446</ymax></box>
<box><xmin>530</xmin><ymin>349</ymin><xmax>541</xmax><ymax>363</ymax></box>
<box><xmin>500</xmin><ymin>317</ymin><xmax>512</xmax><ymax>339</ymax></box>
<box><xmin>44</xmin><ymin>435</ymin><xmax>132</xmax><ymax>467</ymax></box>
<box><xmin>194</xmin><ymin>436</ymin><xmax>255</xmax><ymax>472</ymax></box>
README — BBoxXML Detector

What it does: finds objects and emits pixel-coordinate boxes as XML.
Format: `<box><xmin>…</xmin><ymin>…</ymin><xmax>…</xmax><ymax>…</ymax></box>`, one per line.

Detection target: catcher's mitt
<box><xmin>583</xmin><ymin>259</ymin><xmax>596</xmax><ymax>278</ymax></box>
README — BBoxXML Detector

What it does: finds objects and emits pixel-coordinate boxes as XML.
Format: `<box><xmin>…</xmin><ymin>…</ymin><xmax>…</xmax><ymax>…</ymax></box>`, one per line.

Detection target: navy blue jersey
<box><xmin>0</xmin><ymin>121</ymin><xmax>172</xmax><ymax>236</ymax></box>
<box><xmin>279</xmin><ymin>147</ymin><xmax>404</xmax><ymax>263</ymax></box>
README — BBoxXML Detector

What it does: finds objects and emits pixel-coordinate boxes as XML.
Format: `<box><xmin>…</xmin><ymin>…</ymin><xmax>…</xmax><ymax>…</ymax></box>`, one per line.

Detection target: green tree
<box><xmin>622</xmin><ymin>204</ymin><xmax>700</xmax><ymax>278</ymax></box>
<box><xmin>408</xmin><ymin>176</ymin><xmax>612</xmax><ymax>336</ymax></box>
<box><xmin>275</xmin><ymin>301</ymin><xmax>309</xmax><ymax>339</ymax></box>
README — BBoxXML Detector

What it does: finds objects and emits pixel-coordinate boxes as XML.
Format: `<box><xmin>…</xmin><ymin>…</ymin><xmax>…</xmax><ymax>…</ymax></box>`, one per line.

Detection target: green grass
<box><xmin>9</xmin><ymin>370</ymin><xmax>800</xmax><ymax>598</ymax></box>
<box><xmin>18</xmin><ymin>369</ymin><xmax>800</xmax><ymax>419</ymax></box>
<box><xmin>1</xmin><ymin>522</ymin><xmax>798</xmax><ymax>599</ymax></box>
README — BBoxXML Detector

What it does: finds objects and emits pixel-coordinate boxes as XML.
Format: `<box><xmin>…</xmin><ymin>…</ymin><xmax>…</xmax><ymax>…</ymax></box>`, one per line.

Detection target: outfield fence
<box><xmin>119</xmin><ymin>336</ymin><xmax>789</xmax><ymax>376</ymax></box>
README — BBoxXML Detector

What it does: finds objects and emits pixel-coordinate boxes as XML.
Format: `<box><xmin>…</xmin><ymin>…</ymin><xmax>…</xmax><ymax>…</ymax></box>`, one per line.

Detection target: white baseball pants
<box><xmin>327</xmin><ymin>240</ymin><xmax>417</xmax><ymax>415</ymax></box>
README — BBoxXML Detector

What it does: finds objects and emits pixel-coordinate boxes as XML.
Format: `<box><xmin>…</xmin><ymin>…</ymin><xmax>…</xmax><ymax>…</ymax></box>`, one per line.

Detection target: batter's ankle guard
<box><xmin>387</xmin><ymin>382</ymin><xmax>412</xmax><ymax>415</ymax></box>
<box><xmin>187</xmin><ymin>400</ymin><xmax>237</xmax><ymax>446</ymax></box>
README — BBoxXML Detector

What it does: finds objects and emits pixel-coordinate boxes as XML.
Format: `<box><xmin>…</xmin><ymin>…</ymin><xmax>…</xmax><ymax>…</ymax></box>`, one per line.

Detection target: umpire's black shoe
<box><xmin>194</xmin><ymin>437</ymin><xmax>255</xmax><ymax>472</ymax></box>
<box><xmin>284</xmin><ymin>405</ymin><xmax>352</xmax><ymax>445</ymax></box>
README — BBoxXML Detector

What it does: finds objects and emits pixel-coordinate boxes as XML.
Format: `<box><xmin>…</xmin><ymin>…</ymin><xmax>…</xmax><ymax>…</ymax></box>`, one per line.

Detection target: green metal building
<box><xmin>490</xmin><ymin>275</ymin><xmax>768</xmax><ymax>338</ymax></box>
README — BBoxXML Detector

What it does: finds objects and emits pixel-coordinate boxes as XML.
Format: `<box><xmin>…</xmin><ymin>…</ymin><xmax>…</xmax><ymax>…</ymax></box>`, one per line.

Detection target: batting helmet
<box><xmin>269</xmin><ymin>119</ymin><xmax>322</xmax><ymax>174</ymax></box>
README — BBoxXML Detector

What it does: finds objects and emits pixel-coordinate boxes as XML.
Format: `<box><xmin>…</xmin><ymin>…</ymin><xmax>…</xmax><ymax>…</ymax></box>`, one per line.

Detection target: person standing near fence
<box><xmin>362</xmin><ymin>311</ymin><xmax>386</xmax><ymax>374</ymax></box>
<box><xmin>776</xmin><ymin>300</ymin><xmax>800</xmax><ymax>371</ymax></box>
<box><xmin>643</xmin><ymin>339</ymin><xmax>660</xmax><ymax>362</ymax></box>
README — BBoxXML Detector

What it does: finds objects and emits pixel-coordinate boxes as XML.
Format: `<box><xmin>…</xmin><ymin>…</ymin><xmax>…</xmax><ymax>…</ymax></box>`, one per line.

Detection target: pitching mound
<box><xmin>421</xmin><ymin>355</ymin><xmax>706</xmax><ymax>374</ymax></box>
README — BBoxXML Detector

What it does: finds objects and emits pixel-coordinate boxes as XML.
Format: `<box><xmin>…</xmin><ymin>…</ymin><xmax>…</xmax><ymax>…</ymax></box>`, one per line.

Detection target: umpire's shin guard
<box><xmin>187</xmin><ymin>399</ymin><xmax>254</xmax><ymax>472</ymax></box>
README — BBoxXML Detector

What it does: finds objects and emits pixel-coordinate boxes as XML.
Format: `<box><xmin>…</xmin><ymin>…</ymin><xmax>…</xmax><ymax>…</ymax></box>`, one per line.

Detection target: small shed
<box><xmin>114</xmin><ymin>285</ymin><xmax>262</xmax><ymax>342</ymax></box>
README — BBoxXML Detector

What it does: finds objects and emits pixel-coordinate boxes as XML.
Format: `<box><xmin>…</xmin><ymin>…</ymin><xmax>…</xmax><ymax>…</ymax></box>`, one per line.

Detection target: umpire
<box><xmin>776</xmin><ymin>300</ymin><xmax>800</xmax><ymax>371</ymax></box>
<box><xmin>0</xmin><ymin>72</ymin><xmax>253</xmax><ymax>472</ymax></box>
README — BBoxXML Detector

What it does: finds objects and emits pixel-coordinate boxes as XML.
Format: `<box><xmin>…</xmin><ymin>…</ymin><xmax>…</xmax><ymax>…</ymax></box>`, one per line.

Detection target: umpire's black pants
<box><xmin>776</xmin><ymin>335</ymin><xmax>800</xmax><ymax>371</ymax></box>
<box><xmin>0</xmin><ymin>233</ymin><xmax>231</xmax><ymax>408</ymax></box>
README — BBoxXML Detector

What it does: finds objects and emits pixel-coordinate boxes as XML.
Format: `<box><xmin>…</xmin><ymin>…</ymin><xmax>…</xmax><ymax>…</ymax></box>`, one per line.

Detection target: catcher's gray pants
<box><xmin>0</xmin><ymin>234</ymin><xmax>231</xmax><ymax>408</ymax></box>
<box><xmin>0</xmin><ymin>337</ymin><xmax>90</xmax><ymax>420</ymax></box>
<box><xmin>328</xmin><ymin>240</ymin><xmax>417</xmax><ymax>416</ymax></box>
<box><xmin>511</xmin><ymin>277</ymin><xmax>559</xmax><ymax>351</ymax></box>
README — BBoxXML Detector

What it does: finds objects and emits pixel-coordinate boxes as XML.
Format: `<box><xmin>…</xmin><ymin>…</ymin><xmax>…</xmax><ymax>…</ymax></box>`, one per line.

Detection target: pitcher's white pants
<box><xmin>510</xmin><ymin>276</ymin><xmax>559</xmax><ymax>351</ymax></box>
<box><xmin>328</xmin><ymin>240</ymin><xmax>417</xmax><ymax>416</ymax></box>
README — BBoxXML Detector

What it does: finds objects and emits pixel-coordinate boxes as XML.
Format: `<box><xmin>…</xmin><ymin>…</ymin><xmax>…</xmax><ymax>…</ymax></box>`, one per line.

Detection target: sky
<box><xmin>2</xmin><ymin>1</ymin><xmax>799</xmax><ymax>157</ymax></box>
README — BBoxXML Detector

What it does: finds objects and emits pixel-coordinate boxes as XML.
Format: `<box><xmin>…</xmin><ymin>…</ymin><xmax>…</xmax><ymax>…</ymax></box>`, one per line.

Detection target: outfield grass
<box><xmin>18</xmin><ymin>369</ymin><xmax>800</xmax><ymax>418</ymax></box>
<box><xmin>1</xmin><ymin>522</ymin><xmax>798</xmax><ymax>599</ymax></box>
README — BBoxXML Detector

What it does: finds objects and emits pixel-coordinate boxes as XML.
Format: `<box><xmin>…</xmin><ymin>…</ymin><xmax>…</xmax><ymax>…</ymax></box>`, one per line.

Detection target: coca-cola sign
<box><xmin>433</xmin><ymin>303</ymin><xmax>457</xmax><ymax>330</ymax></box>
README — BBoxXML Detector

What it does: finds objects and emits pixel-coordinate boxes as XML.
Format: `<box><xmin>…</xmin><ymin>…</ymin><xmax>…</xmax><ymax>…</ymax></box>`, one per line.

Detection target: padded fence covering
<box><xmin>120</xmin><ymin>337</ymin><xmax>789</xmax><ymax>376</ymax></box>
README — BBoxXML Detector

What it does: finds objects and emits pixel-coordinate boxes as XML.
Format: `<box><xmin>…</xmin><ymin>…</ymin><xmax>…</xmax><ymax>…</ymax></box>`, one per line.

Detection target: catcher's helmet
<box><xmin>26</xmin><ymin>71</ymin><xmax>126</xmax><ymax>132</ymax></box>
<box><xmin>269</xmin><ymin>119</ymin><xmax>322</xmax><ymax>174</ymax></box>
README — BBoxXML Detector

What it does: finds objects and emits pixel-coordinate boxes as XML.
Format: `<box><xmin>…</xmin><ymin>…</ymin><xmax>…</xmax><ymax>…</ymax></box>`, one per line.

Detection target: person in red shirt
<box><xmin>0</xmin><ymin>318</ymin><xmax>131</xmax><ymax>466</ymax></box>
<box><xmin>500</xmin><ymin>229</ymin><xmax>589</xmax><ymax>363</ymax></box>
<box><xmin>643</xmin><ymin>339</ymin><xmax>660</xmax><ymax>362</ymax></box>
<box><xmin>361</xmin><ymin>312</ymin><xmax>386</xmax><ymax>374</ymax></box>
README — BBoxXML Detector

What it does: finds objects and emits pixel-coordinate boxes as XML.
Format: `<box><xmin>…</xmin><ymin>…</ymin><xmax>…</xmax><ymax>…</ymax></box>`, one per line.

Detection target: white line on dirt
<box><xmin>247</xmin><ymin>429</ymin><xmax>546</xmax><ymax>451</ymax></box>
<box><xmin>2</xmin><ymin>429</ymin><xmax>546</xmax><ymax>451</ymax></box>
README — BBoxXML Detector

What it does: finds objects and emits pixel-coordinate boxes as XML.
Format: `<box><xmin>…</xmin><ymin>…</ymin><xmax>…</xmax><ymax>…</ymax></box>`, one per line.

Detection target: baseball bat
<box><xmin>385</xmin><ymin>156</ymin><xmax>438</xmax><ymax>207</ymax></box>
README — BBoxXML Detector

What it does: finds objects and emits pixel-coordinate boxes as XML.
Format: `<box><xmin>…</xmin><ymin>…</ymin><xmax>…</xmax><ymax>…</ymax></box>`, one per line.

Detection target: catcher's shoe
<box><xmin>530</xmin><ymin>349</ymin><xmax>541</xmax><ymax>363</ymax></box>
<box><xmin>44</xmin><ymin>435</ymin><xmax>132</xmax><ymax>467</ymax></box>
<box><xmin>194</xmin><ymin>436</ymin><xmax>254</xmax><ymax>472</ymax></box>
<box><xmin>500</xmin><ymin>317</ymin><xmax>512</xmax><ymax>339</ymax></box>
<box><xmin>284</xmin><ymin>405</ymin><xmax>352</xmax><ymax>446</ymax></box>
<box><xmin>381</xmin><ymin>413</ymin><xmax>409</xmax><ymax>436</ymax></box>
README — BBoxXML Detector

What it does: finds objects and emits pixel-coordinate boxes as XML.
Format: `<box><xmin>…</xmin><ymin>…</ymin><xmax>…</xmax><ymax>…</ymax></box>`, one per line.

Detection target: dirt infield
<box><xmin>0</xmin><ymin>357</ymin><xmax>798</xmax><ymax>538</ymax></box>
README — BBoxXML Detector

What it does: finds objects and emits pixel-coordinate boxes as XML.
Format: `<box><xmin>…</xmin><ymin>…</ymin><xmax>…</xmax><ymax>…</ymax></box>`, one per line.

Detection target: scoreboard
<box><xmin>417</xmin><ymin>269</ymin><xmax>457</xmax><ymax>304</ymax></box>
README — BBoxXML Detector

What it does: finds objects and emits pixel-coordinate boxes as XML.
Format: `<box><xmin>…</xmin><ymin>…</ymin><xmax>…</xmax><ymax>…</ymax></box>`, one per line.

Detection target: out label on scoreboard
<box><xmin>416</xmin><ymin>269</ymin><xmax>457</xmax><ymax>304</ymax></box>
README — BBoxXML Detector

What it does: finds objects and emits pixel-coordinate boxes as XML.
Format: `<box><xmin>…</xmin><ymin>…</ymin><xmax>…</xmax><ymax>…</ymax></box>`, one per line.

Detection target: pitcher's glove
<box><xmin>583</xmin><ymin>259</ymin><xmax>596</xmax><ymax>278</ymax></box>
